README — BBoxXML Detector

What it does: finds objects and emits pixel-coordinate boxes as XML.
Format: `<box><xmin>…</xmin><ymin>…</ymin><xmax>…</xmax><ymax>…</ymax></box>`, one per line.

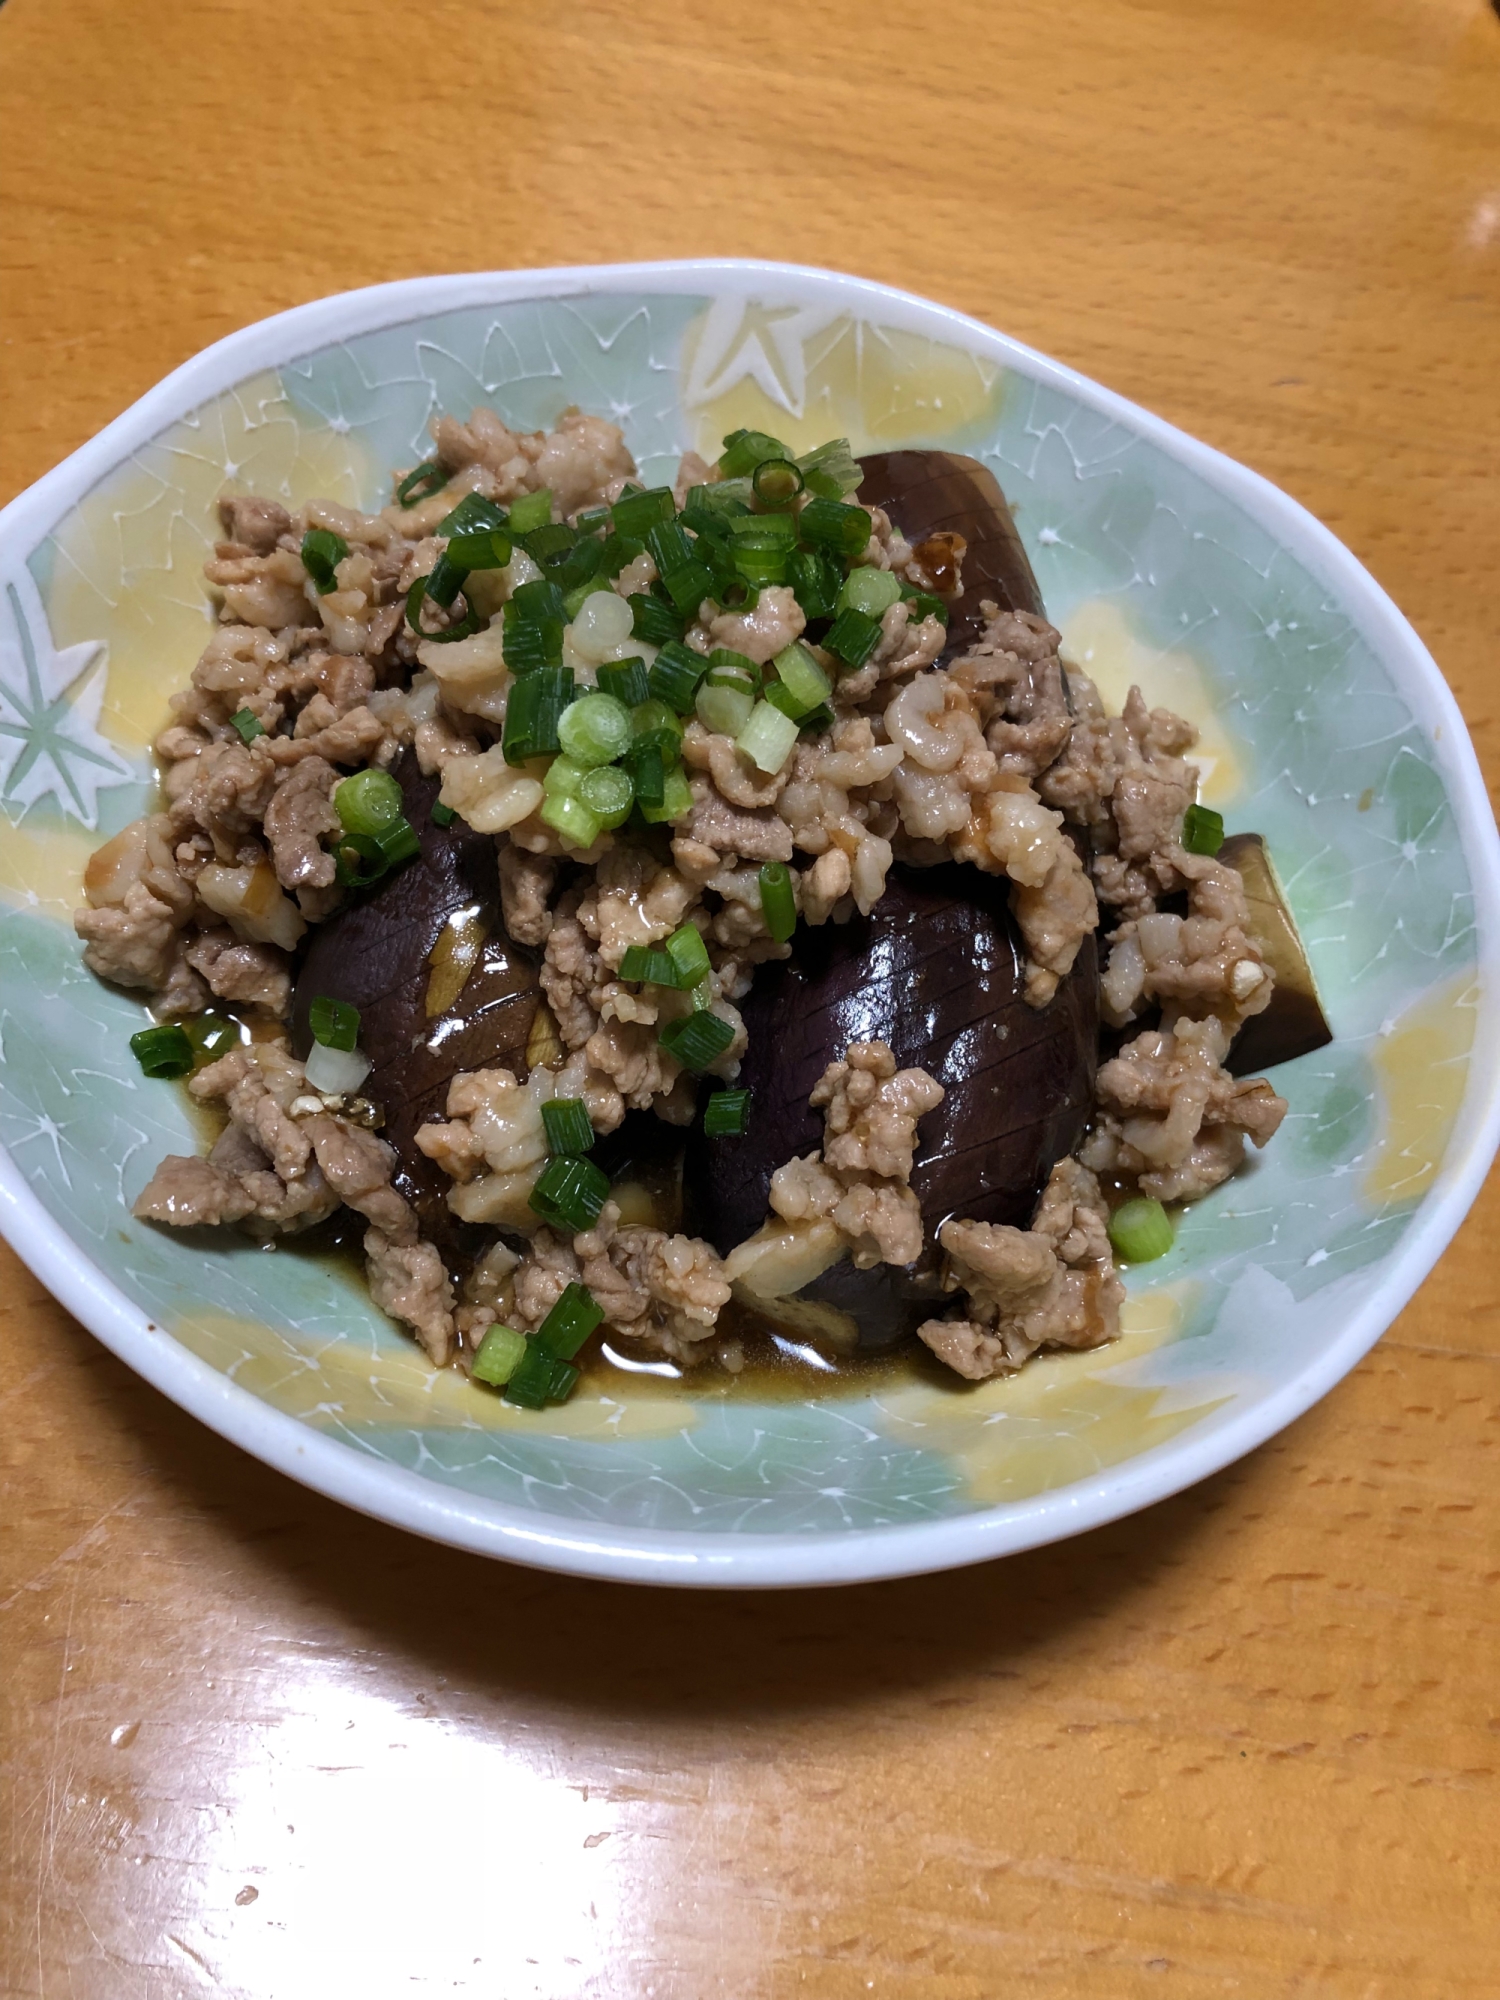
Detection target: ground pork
<box><xmin>1099</xmin><ymin>845</ymin><xmax>1273</xmax><ymax>1032</ymax></box>
<box><xmin>1081</xmin><ymin>1015</ymin><xmax>1288</xmax><ymax>1201</ymax></box>
<box><xmin>497</xmin><ymin>842</ymin><xmax>557</xmax><ymax>946</ymax></box>
<box><xmin>262</xmin><ymin>756</ymin><xmax>341</xmax><ymax>894</ymax></box>
<box><xmin>918</xmin><ymin>1157</ymin><xmax>1124</xmax><ymax>1379</ymax></box>
<box><xmin>364</xmin><ymin>1229</ymin><xmax>456</xmax><ymax>1365</ymax></box>
<box><xmin>182</xmin><ymin>927</ymin><xmax>292</xmax><ymax>1015</ymax></box>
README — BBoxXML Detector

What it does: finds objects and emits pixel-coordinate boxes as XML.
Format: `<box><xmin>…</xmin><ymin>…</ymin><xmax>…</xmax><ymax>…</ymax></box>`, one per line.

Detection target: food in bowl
<box><xmin>73</xmin><ymin>404</ymin><xmax>1329</xmax><ymax>1409</ymax></box>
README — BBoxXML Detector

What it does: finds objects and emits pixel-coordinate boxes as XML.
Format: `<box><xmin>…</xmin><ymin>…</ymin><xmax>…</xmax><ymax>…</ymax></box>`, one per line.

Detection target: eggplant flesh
<box><xmin>291</xmin><ymin>748</ymin><xmax>543</xmax><ymax>1252</ymax></box>
<box><xmin>685</xmin><ymin>865</ymin><xmax>1099</xmax><ymax>1349</ymax></box>
<box><xmin>856</xmin><ymin>450</ymin><xmax>1045</xmax><ymax>654</ymax></box>
<box><xmin>1219</xmin><ymin>833</ymin><xmax>1332</xmax><ymax>1075</ymax></box>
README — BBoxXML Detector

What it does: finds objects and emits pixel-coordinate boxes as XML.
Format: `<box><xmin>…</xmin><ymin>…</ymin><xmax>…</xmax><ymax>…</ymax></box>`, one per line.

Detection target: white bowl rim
<box><xmin>2</xmin><ymin>256</ymin><xmax>1496</xmax><ymax>1589</ymax></box>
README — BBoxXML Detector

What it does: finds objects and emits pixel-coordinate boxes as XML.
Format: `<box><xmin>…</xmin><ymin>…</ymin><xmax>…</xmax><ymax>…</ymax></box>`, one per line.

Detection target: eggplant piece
<box><xmin>291</xmin><ymin>748</ymin><xmax>544</xmax><ymax>1252</ymax></box>
<box><xmin>685</xmin><ymin>864</ymin><xmax>1099</xmax><ymax>1347</ymax></box>
<box><xmin>1219</xmin><ymin>832</ymin><xmax>1333</xmax><ymax>1075</ymax></box>
<box><xmin>856</xmin><ymin>450</ymin><xmax>1045</xmax><ymax>654</ymax></box>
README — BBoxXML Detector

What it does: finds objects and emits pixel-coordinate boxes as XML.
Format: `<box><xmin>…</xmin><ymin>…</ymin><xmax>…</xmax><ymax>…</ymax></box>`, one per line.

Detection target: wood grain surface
<box><xmin>3</xmin><ymin>1</ymin><xmax>1499</xmax><ymax>1994</ymax></box>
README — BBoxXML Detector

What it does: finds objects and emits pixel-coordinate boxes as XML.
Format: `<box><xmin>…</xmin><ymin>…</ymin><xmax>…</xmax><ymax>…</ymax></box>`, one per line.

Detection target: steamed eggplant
<box><xmin>685</xmin><ymin>865</ymin><xmax>1099</xmax><ymax>1348</ymax></box>
<box><xmin>1220</xmin><ymin>832</ymin><xmax>1333</xmax><ymax>1075</ymax></box>
<box><xmin>857</xmin><ymin>450</ymin><xmax>1045</xmax><ymax>652</ymax></box>
<box><xmin>291</xmin><ymin>748</ymin><xmax>543</xmax><ymax>1250</ymax></box>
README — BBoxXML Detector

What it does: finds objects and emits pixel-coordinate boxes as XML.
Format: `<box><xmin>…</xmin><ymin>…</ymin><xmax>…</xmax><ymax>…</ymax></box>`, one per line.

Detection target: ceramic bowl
<box><xmin>2</xmin><ymin>260</ymin><xmax>1496</xmax><ymax>1587</ymax></box>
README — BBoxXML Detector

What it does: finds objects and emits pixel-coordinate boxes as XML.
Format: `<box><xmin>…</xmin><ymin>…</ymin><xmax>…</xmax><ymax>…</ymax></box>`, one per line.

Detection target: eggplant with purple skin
<box><xmin>292</xmin><ymin>748</ymin><xmax>544</xmax><ymax>1257</ymax></box>
<box><xmin>685</xmin><ymin>865</ymin><xmax>1099</xmax><ymax>1349</ymax></box>
<box><xmin>1219</xmin><ymin>832</ymin><xmax>1333</xmax><ymax>1075</ymax></box>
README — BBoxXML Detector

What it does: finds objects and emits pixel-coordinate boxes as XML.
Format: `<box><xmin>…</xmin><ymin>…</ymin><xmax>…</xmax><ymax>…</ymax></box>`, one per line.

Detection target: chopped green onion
<box><xmin>562</xmin><ymin>576</ymin><xmax>612</xmax><ymax>621</ymax></box>
<box><xmin>506</xmin><ymin>488</ymin><xmax>553</xmax><ymax>534</ymax></box>
<box><xmin>648</xmin><ymin>641</ymin><xmax>710</xmax><ymax>715</ymax></box>
<box><xmin>798</xmin><ymin>703</ymin><xmax>835</xmax><ymax>735</ymax></box>
<box><xmin>611</xmin><ymin>486</ymin><xmax>676</xmax><ymax>539</ymax></box>
<box><xmin>629</xmin><ymin>592</ymin><xmax>685</xmax><ymax>646</ymax></box>
<box><xmin>737</xmin><ymin>699</ymin><xmax>800</xmax><ymax>775</ymax></box>
<box><xmin>797</xmin><ymin>437</ymin><xmax>864</xmax><ymax>501</ymax></box>
<box><xmin>576</xmin><ymin>504</ymin><xmax>612</xmax><ymax>532</ymax></box>
<box><xmin>431</xmin><ymin>801</ymin><xmax>456</xmax><ymax>827</ymax></box>
<box><xmin>577</xmin><ymin>763</ymin><xmax>634</xmax><ymax>828</ymax></box>
<box><xmin>704</xmin><ymin>1087</ymin><xmax>751</xmax><ymax>1137</ymax></box>
<box><xmin>535</xmin><ymin>1281</ymin><xmax>606</xmax><ymax>1360</ymax></box>
<box><xmin>309</xmin><ymin>995</ymin><xmax>360</xmax><ymax>1051</ymax></box>
<box><xmin>695</xmin><ymin>681</ymin><xmax>755</xmax><ymax>738</ymax></box>
<box><xmin>511</xmin><ymin>577</ymin><xmax>568</xmax><ymax>626</ymax></box>
<box><xmin>503</xmin><ymin>668</ymin><xmax>573</xmax><ymax>764</ymax></box>
<box><xmin>706</xmin><ymin>649</ymin><xmax>759</xmax><ymax>693</ymax></box>
<box><xmin>556</xmin><ymin>692</ymin><xmax>632</xmax><ymax>767</ymax></box>
<box><xmin>719</xmin><ymin>428</ymin><xmax>790</xmax><ymax>477</ymax></box>
<box><xmin>839</xmin><ymin>566</ymin><xmax>902</xmax><ymax>617</ymax></box>
<box><xmin>629</xmin><ymin>696</ymin><xmax>684</xmax><ymax>754</ymax></box>
<box><xmin>230</xmin><ymin>708</ymin><xmax>264</xmax><ymax>744</ymax></box>
<box><xmin>639</xmin><ymin>765</ymin><xmax>694</xmax><ymax>825</ymax></box>
<box><xmin>623</xmin><ymin>738</ymin><xmax>665</xmax><ymax>809</ymax></box>
<box><xmin>396</xmin><ymin>460</ymin><xmax>447</xmax><ymax>507</ymax></box>
<box><xmin>901</xmin><ymin>586</ymin><xmax>949</xmax><ymax>626</ymax></box>
<box><xmin>502</xmin><ymin>1341</ymin><xmax>573</xmax><ymax>1408</ymax></box>
<box><xmin>540</xmin><ymin>791</ymin><xmax>603</xmax><ymax>849</ymax></box>
<box><xmin>664</xmin><ymin>922</ymin><xmax>712</xmax><ymax>988</ymax></box>
<box><xmin>660</xmin><ymin>558</ymin><xmax>717</xmax><ymax>617</ymax></box>
<box><xmin>334</xmin><ymin>767</ymin><xmax>403</xmax><ymax>838</ymax></box>
<box><xmin>529</xmin><ymin>1155</ymin><xmax>610</xmax><ymax>1233</ymax></box>
<box><xmin>300</xmin><ymin>527</ymin><xmax>349</xmax><ymax>594</ymax></box>
<box><xmin>597</xmin><ymin>532</ymin><xmax>645</xmax><ymax>580</ymax></box>
<box><xmin>447</xmin><ymin>528</ymin><xmax>513</xmax><ymax>571</ymax></box>
<box><xmin>438</xmin><ymin>492</ymin><xmax>509</xmax><ymax>537</ymax></box>
<box><xmin>1108</xmin><ymin>1197</ymin><xmax>1175</xmax><ymax>1264</ymax></box>
<box><xmin>502</xmin><ymin>608</ymin><xmax>564</xmax><ymax>674</ymax></box>
<box><xmin>798</xmin><ymin>497</ymin><xmax>872</xmax><ymax>557</ymax></box>
<box><xmin>472</xmin><ymin>1323</ymin><xmax>528</xmax><ymax>1388</ymax></box>
<box><xmin>751</xmin><ymin>458</ymin><xmax>805</xmax><ymax>508</ymax></box>
<box><xmin>517</xmin><ymin>521</ymin><xmax>576</xmax><ymax>564</ymax></box>
<box><xmin>618</xmin><ymin>942</ymin><xmax>680</xmax><ymax>985</ymax></box>
<box><xmin>658</xmin><ymin>1009</ymin><xmax>735</xmax><ymax>1071</ymax></box>
<box><xmin>824</xmin><ymin>606</ymin><xmax>882</xmax><ymax>670</ymax></box>
<box><xmin>682</xmin><ymin>479</ymin><xmax>754</xmax><ymax>525</ymax></box>
<box><xmin>541</xmin><ymin>1097</ymin><xmax>596</xmax><ymax>1156</ymax></box>
<box><xmin>772</xmin><ymin>641</ymin><xmax>833</xmax><ymax>717</ymax></box>
<box><xmin>423</xmin><ymin>551</ymin><xmax>469</xmax><ymax>609</ymax></box>
<box><xmin>789</xmin><ymin>547</ymin><xmax>843</xmax><ymax>620</ymax></box>
<box><xmin>406</xmin><ymin>576</ymin><xmax>481</xmax><ymax>643</ymax></box>
<box><xmin>542</xmin><ymin>754</ymin><xmax>589</xmax><ymax>799</ymax></box>
<box><xmin>129</xmin><ymin>1023</ymin><xmax>195</xmax><ymax>1079</ymax></box>
<box><xmin>596</xmin><ymin>656</ymin><xmax>651</xmax><ymax>708</ymax></box>
<box><xmin>331</xmin><ymin>818</ymin><xmax>418</xmax><ymax>888</ymax></box>
<box><xmin>1182</xmin><ymin>804</ymin><xmax>1225</xmax><ymax>856</ymax></box>
<box><xmin>758</xmin><ymin>861</ymin><xmax>797</xmax><ymax>942</ymax></box>
<box><xmin>184</xmin><ymin>1012</ymin><xmax>243</xmax><ymax>1064</ymax></box>
<box><xmin>730</xmin><ymin>543</ymin><xmax>790</xmax><ymax>590</ymax></box>
<box><xmin>645</xmin><ymin>519</ymin><xmax>694</xmax><ymax>577</ymax></box>
<box><xmin>729</xmin><ymin>511</ymin><xmax>798</xmax><ymax>546</ymax></box>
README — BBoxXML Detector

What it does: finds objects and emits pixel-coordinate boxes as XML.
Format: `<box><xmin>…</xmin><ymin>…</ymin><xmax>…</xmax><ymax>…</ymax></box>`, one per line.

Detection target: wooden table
<box><xmin>3</xmin><ymin>2</ymin><xmax>1498</xmax><ymax>1993</ymax></box>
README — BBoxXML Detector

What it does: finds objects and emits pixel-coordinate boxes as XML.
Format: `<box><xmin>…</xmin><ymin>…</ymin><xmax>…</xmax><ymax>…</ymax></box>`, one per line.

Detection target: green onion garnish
<box><xmin>562</xmin><ymin>577</ymin><xmax>611</xmax><ymax>622</ymax></box>
<box><xmin>624</xmin><ymin>738</ymin><xmax>666</xmax><ymax>810</ymax></box>
<box><xmin>556</xmin><ymin>692</ymin><xmax>632</xmax><ymax>768</ymax></box>
<box><xmin>406</xmin><ymin>576</ymin><xmax>482</xmax><ymax>644</ymax></box>
<box><xmin>611</xmin><ymin>486</ymin><xmax>676</xmax><ymax>539</ymax></box>
<box><xmin>230</xmin><ymin>709</ymin><xmax>264</xmax><ymax>744</ymax></box>
<box><xmin>517</xmin><ymin>521</ymin><xmax>576</xmax><ymax>564</ymax></box>
<box><xmin>730</xmin><ymin>543</ymin><xmax>790</xmax><ymax>590</ymax></box>
<box><xmin>640</xmin><ymin>765</ymin><xmax>693</xmax><ymax>826</ymax></box>
<box><xmin>824</xmin><ymin>606</ymin><xmax>882</xmax><ymax>671</ymax></box>
<box><xmin>431</xmin><ymin>802</ymin><xmax>456</xmax><ymax>828</ymax></box>
<box><xmin>798</xmin><ymin>497</ymin><xmax>872</xmax><ymax>558</ymax></box>
<box><xmin>706</xmin><ymin>651</ymin><xmax>759</xmax><ymax>694</ymax></box>
<box><xmin>737</xmin><ymin>699</ymin><xmax>800</xmax><ymax>775</ymax></box>
<box><xmin>658</xmin><ymin>1009</ymin><xmax>735</xmax><ymax>1072</ymax></box>
<box><xmin>900</xmin><ymin>584</ymin><xmax>949</xmax><ymax>625</ymax></box>
<box><xmin>543</xmin><ymin>754</ymin><xmax>588</xmax><ymax>800</ymax></box>
<box><xmin>596</xmin><ymin>656</ymin><xmax>651</xmax><ymax>708</ymax></box>
<box><xmin>1182</xmin><ymin>804</ymin><xmax>1225</xmax><ymax>856</ymax></box>
<box><xmin>502</xmin><ymin>608</ymin><xmax>564</xmax><ymax>674</ymax></box>
<box><xmin>629</xmin><ymin>697</ymin><xmax>683</xmax><ymax>754</ymax></box>
<box><xmin>628</xmin><ymin>592</ymin><xmax>685</xmax><ymax>647</ymax></box>
<box><xmin>704</xmin><ymin>1087</ymin><xmax>750</xmax><ymax>1137</ymax></box>
<box><xmin>771</xmin><ymin>641</ymin><xmax>833</xmax><ymax>717</ymax></box>
<box><xmin>301</xmin><ymin>527</ymin><xmax>349</xmax><ymax>594</ymax></box>
<box><xmin>695</xmin><ymin>679</ymin><xmax>755</xmax><ymax>738</ymax></box>
<box><xmin>536</xmin><ymin>1281</ymin><xmax>606</xmax><ymax>1360</ymax></box>
<box><xmin>423</xmin><ymin>553</ymin><xmax>469</xmax><ymax>609</ymax></box>
<box><xmin>541</xmin><ymin>1097</ymin><xmax>596</xmax><ymax>1156</ymax></box>
<box><xmin>503</xmin><ymin>668</ymin><xmax>573</xmax><ymax>765</ymax></box>
<box><xmin>648</xmin><ymin>641</ymin><xmax>710</xmax><ymax>715</ymax></box>
<box><xmin>437</xmin><ymin>492</ymin><xmax>509</xmax><ymax>537</ymax></box>
<box><xmin>309</xmin><ymin>995</ymin><xmax>360</xmax><ymax>1051</ymax></box>
<box><xmin>502</xmin><ymin>1342</ymin><xmax>575</xmax><ymax>1408</ymax></box>
<box><xmin>758</xmin><ymin>861</ymin><xmax>797</xmax><ymax>942</ymax></box>
<box><xmin>798</xmin><ymin>703</ymin><xmax>835</xmax><ymax>736</ymax></box>
<box><xmin>539</xmin><ymin>791</ymin><xmax>603</xmax><ymax>850</ymax></box>
<box><xmin>396</xmin><ymin>460</ymin><xmax>447</xmax><ymax>507</ymax></box>
<box><xmin>718</xmin><ymin>428</ymin><xmax>790</xmax><ymax>478</ymax></box>
<box><xmin>839</xmin><ymin>566</ymin><xmax>902</xmax><ymax>618</ymax></box>
<box><xmin>333</xmin><ymin>818</ymin><xmax>419</xmax><ymax>888</ymax></box>
<box><xmin>447</xmin><ymin>528</ymin><xmax>513</xmax><ymax>572</ymax></box>
<box><xmin>664</xmin><ymin>922</ymin><xmax>711</xmax><ymax>988</ymax></box>
<box><xmin>472</xmin><ymin>1323</ymin><xmax>528</xmax><ymax>1388</ymax></box>
<box><xmin>618</xmin><ymin>943</ymin><xmax>679</xmax><ymax>985</ymax></box>
<box><xmin>661</xmin><ymin>559</ymin><xmax>717</xmax><ymax>617</ymax></box>
<box><xmin>797</xmin><ymin>437</ymin><xmax>863</xmax><ymax>501</ymax></box>
<box><xmin>506</xmin><ymin>488</ymin><xmax>553</xmax><ymax>534</ymax></box>
<box><xmin>529</xmin><ymin>1156</ymin><xmax>610</xmax><ymax>1233</ymax></box>
<box><xmin>335</xmin><ymin>767</ymin><xmax>404</xmax><ymax>838</ymax></box>
<box><xmin>597</xmin><ymin>532</ymin><xmax>645</xmax><ymax>581</ymax></box>
<box><xmin>729</xmin><ymin>511</ymin><xmax>798</xmax><ymax>546</ymax></box>
<box><xmin>510</xmin><ymin>578</ymin><xmax>568</xmax><ymax>626</ymax></box>
<box><xmin>1107</xmin><ymin>1197</ymin><xmax>1175</xmax><ymax>1264</ymax></box>
<box><xmin>751</xmin><ymin>458</ymin><xmax>804</xmax><ymax>508</ymax></box>
<box><xmin>184</xmin><ymin>1013</ymin><xmax>243</xmax><ymax>1064</ymax></box>
<box><xmin>789</xmin><ymin>548</ymin><xmax>843</xmax><ymax>621</ymax></box>
<box><xmin>577</xmin><ymin>763</ymin><xmax>634</xmax><ymax>828</ymax></box>
<box><xmin>129</xmin><ymin>1023</ymin><xmax>195</xmax><ymax>1079</ymax></box>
